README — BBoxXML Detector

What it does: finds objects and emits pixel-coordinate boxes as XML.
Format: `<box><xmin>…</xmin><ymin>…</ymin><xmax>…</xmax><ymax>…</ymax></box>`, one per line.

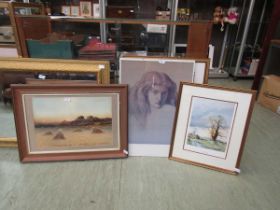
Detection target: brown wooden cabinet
<box><xmin>15</xmin><ymin>16</ymin><xmax>51</xmax><ymax>57</ymax></box>
<box><xmin>186</xmin><ymin>21</ymin><xmax>213</xmax><ymax>59</ymax></box>
<box><xmin>2</xmin><ymin>0</ymin><xmax>215</xmax><ymax>61</ymax></box>
<box><xmin>0</xmin><ymin>2</ymin><xmax>44</xmax><ymax>57</ymax></box>
<box><xmin>0</xmin><ymin>1</ymin><xmax>17</xmax><ymax>57</ymax></box>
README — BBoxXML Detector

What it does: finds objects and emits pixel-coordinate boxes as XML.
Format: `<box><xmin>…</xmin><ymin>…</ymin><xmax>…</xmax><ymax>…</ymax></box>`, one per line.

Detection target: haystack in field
<box><xmin>92</xmin><ymin>127</ymin><xmax>103</xmax><ymax>134</ymax></box>
<box><xmin>44</xmin><ymin>131</ymin><xmax>53</xmax><ymax>136</ymax></box>
<box><xmin>53</xmin><ymin>130</ymin><xmax>65</xmax><ymax>140</ymax></box>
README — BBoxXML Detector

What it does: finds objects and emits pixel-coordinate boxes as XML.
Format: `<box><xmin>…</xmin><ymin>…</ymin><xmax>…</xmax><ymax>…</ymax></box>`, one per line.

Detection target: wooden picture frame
<box><xmin>80</xmin><ymin>1</ymin><xmax>92</xmax><ymax>17</ymax></box>
<box><xmin>169</xmin><ymin>82</ymin><xmax>256</xmax><ymax>174</ymax></box>
<box><xmin>121</xmin><ymin>55</ymin><xmax>209</xmax><ymax>84</ymax></box>
<box><xmin>25</xmin><ymin>78</ymin><xmax>97</xmax><ymax>85</ymax></box>
<box><xmin>70</xmin><ymin>5</ymin><xmax>80</xmax><ymax>16</ymax></box>
<box><xmin>12</xmin><ymin>84</ymin><xmax>128</xmax><ymax>162</ymax></box>
<box><xmin>120</xmin><ymin>56</ymin><xmax>200</xmax><ymax>157</ymax></box>
<box><xmin>61</xmin><ymin>5</ymin><xmax>71</xmax><ymax>16</ymax></box>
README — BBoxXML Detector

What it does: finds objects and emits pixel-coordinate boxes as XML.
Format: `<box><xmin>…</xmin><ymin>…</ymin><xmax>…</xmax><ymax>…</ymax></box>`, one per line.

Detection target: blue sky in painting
<box><xmin>189</xmin><ymin>97</ymin><xmax>236</xmax><ymax>128</ymax></box>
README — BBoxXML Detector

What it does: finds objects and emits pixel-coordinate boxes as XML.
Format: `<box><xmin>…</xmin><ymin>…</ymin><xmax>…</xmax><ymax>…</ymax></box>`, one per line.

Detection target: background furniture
<box><xmin>186</xmin><ymin>21</ymin><xmax>212</xmax><ymax>58</ymax></box>
<box><xmin>0</xmin><ymin>2</ymin><xmax>44</xmax><ymax>57</ymax></box>
<box><xmin>0</xmin><ymin>1</ymin><xmax>18</xmax><ymax>57</ymax></box>
<box><xmin>252</xmin><ymin>0</ymin><xmax>280</xmax><ymax>90</ymax></box>
<box><xmin>0</xmin><ymin>0</ymin><xmax>275</xmax><ymax>82</ymax></box>
<box><xmin>221</xmin><ymin>0</ymin><xmax>272</xmax><ymax>80</ymax></box>
<box><xmin>15</xmin><ymin>16</ymin><xmax>51</xmax><ymax>57</ymax></box>
<box><xmin>10</xmin><ymin>0</ymin><xmax>214</xmax><ymax>58</ymax></box>
<box><xmin>262</xmin><ymin>40</ymin><xmax>280</xmax><ymax>76</ymax></box>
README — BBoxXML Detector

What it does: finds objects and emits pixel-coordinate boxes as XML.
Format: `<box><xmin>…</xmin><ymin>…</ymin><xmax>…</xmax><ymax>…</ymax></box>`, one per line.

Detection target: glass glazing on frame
<box><xmin>184</xmin><ymin>96</ymin><xmax>237</xmax><ymax>159</ymax></box>
<box><xmin>23</xmin><ymin>93</ymin><xmax>120</xmax><ymax>154</ymax></box>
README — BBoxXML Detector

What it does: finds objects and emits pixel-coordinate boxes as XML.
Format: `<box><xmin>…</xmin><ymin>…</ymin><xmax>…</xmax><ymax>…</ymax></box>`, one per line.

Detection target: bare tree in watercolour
<box><xmin>208</xmin><ymin>115</ymin><xmax>226</xmax><ymax>141</ymax></box>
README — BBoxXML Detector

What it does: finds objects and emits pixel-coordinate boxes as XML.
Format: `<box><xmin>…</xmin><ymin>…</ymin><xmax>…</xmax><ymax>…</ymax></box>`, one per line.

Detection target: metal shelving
<box><xmin>224</xmin><ymin>0</ymin><xmax>270</xmax><ymax>80</ymax></box>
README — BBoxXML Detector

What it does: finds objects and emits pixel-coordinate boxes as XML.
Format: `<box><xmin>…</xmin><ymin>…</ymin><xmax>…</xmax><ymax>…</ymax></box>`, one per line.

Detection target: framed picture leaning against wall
<box><xmin>120</xmin><ymin>56</ymin><xmax>206</xmax><ymax>157</ymax></box>
<box><xmin>169</xmin><ymin>82</ymin><xmax>256</xmax><ymax>174</ymax></box>
<box><xmin>12</xmin><ymin>84</ymin><xmax>128</xmax><ymax>162</ymax></box>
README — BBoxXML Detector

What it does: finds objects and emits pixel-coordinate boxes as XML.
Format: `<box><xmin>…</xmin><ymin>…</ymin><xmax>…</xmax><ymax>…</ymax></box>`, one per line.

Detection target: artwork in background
<box><xmin>120</xmin><ymin>57</ymin><xmax>195</xmax><ymax>156</ymax></box>
<box><xmin>61</xmin><ymin>6</ymin><xmax>71</xmax><ymax>16</ymax></box>
<box><xmin>93</xmin><ymin>3</ymin><xmax>100</xmax><ymax>18</ymax></box>
<box><xmin>70</xmin><ymin>6</ymin><xmax>80</xmax><ymax>16</ymax></box>
<box><xmin>80</xmin><ymin>1</ymin><xmax>92</xmax><ymax>17</ymax></box>
<box><xmin>169</xmin><ymin>82</ymin><xmax>256</xmax><ymax>174</ymax></box>
<box><xmin>12</xmin><ymin>84</ymin><xmax>128</xmax><ymax>162</ymax></box>
<box><xmin>184</xmin><ymin>97</ymin><xmax>237</xmax><ymax>159</ymax></box>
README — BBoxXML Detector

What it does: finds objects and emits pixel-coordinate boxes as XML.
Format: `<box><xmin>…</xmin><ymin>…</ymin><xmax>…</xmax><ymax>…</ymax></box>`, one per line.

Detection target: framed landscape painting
<box><xmin>12</xmin><ymin>84</ymin><xmax>128</xmax><ymax>162</ymax></box>
<box><xmin>169</xmin><ymin>82</ymin><xmax>256</xmax><ymax>174</ymax></box>
<box><xmin>120</xmin><ymin>57</ymin><xmax>198</xmax><ymax>157</ymax></box>
<box><xmin>184</xmin><ymin>96</ymin><xmax>237</xmax><ymax>159</ymax></box>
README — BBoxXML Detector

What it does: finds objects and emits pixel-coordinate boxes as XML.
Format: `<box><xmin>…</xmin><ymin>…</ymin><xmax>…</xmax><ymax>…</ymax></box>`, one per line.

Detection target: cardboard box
<box><xmin>258</xmin><ymin>75</ymin><xmax>280</xmax><ymax>114</ymax></box>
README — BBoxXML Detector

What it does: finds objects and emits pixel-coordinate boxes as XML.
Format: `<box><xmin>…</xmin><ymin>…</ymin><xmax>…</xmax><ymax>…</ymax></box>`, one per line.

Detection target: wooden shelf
<box><xmin>0</xmin><ymin>43</ymin><xmax>16</xmax><ymax>48</ymax></box>
<box><xmin>14</xmin><ymin>15</ymin><xmax>208</xmax><ymax>26</ymax></box>
<box><xmin>271</xmin><ymin>39</ymin><xmax>280</xmax><ymax>47</ymax></box>
<box><xmin>51</xmin><ymin>16</ymin><xmax>192</xmax><ymax>25</ymax></box>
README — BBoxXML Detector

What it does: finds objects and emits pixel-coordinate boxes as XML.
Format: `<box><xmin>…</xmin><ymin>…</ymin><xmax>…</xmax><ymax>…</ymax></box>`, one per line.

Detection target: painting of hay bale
<box><xmin>28</xmin><ymin>95</ymin><xmax>118</xmax><ymax>153</ymax></box>
<box><xmin>183</xmin><ymin>96</ymin><xmax>237</xmax><ymax>159</ymax></box>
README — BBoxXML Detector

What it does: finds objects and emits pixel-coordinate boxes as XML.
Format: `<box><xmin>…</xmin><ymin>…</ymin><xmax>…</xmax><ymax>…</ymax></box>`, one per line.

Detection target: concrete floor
<box><xmin>0</xmin><ymin>78</ymin><xmax>279</xmax><ymax>210</ymax></box>
<box><xmin>0</xmin><ymin>102</ymin><xmax>15</xmax><ymax>138</ymax></box>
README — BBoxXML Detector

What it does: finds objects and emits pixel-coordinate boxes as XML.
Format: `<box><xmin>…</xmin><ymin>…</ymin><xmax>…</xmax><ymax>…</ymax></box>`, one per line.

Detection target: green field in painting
<box><xmin>187</xmin><ymin>137</ymin><xmax>226</xmax><ymax>152</ymax></box>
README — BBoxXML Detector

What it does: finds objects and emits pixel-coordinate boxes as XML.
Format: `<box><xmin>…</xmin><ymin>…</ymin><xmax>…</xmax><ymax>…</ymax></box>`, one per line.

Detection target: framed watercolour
<box><xmin>70</xmin><ymin>5</ymin><xmax>80</xmax><ymax>16</ymax></box>
<box><xmin>80</xmin><ymin>1</ymin><xmax>92</xmax><ymax>17</ymax></box>
<box><xmin>169</xmin><ymin>82</ymin><xmax>256</xmax><ymax>174</ymax></box>
<box><xmin>120</xmin><ymin>56</ymin><xmax>199</xmax><ymax>157</ymax></box>
<box><xmin>12</xmin><ymin>84</ymin><xmax>128</xmax><ymax>162</ymax></box>
<box><xmin>61</xmin><ymin>5</ymin><xmax>71</xmax><ymax>16</ymax></box>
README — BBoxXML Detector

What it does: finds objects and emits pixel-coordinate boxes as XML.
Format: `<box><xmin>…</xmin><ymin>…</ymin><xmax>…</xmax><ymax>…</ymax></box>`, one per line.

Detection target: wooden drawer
<box><xmin>106</xmin><ymin>6</ymin><xmax>135</xmax><ymax>18</ymax></box>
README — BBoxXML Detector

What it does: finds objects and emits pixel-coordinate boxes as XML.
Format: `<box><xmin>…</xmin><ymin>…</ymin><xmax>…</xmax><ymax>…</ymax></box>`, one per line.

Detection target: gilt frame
<box><xmin>0</xmin><ymin>57</ymin><xmax>110</xmax><ymax>147</ymax></box>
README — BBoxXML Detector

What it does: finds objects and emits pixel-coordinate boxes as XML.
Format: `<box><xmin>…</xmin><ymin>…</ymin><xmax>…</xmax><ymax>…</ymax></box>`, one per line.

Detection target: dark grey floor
<box><xmin>0</xmin><ymin>78</ymin><xmax>279</xmax><ymax>210</ymax></box>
